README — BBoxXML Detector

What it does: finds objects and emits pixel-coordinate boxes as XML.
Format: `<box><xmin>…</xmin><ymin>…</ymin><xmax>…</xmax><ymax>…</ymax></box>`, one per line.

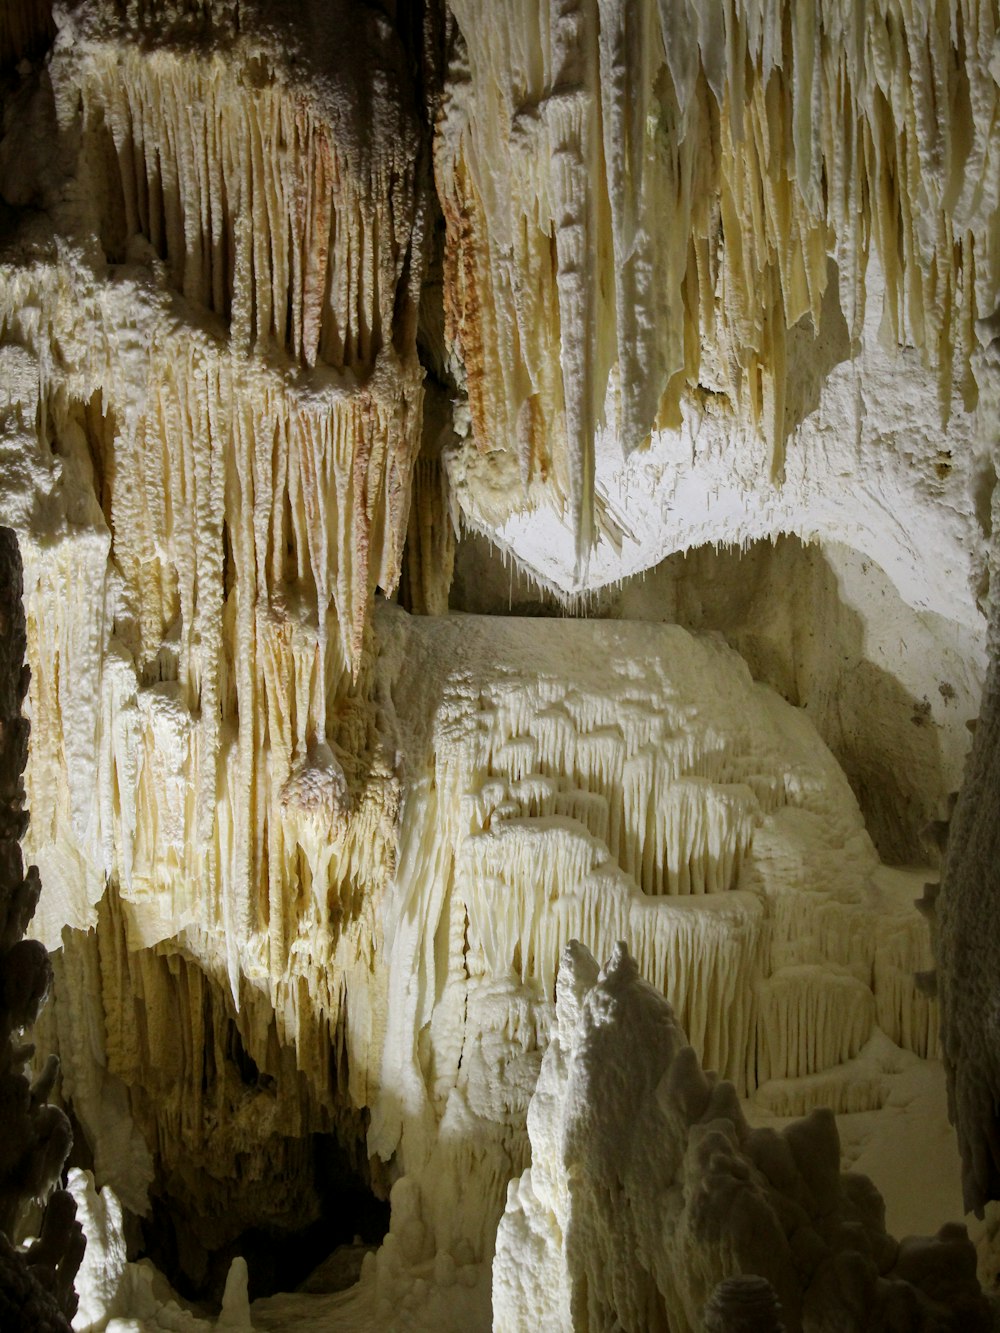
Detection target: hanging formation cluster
<box><xmin>0</xmin><ymin>0</ymin><xmax>996</xmax><ymax>1320</ymax></box>
<box><xmin>0</xmin><ymin>0</ymin><xmax>430</xmax><ymax>1267</ymax></box>
<box><xmin>438</xmin><ymin>0</ymin><xmax>1000</xmax><ymax>562</ymax></box>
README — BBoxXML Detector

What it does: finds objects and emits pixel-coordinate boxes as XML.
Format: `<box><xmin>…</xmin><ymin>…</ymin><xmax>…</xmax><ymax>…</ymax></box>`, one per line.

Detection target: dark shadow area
<box><xmin>449</xmin><ymin>526</ymin><xmax>614</xmax><ymax>619</ymax></box>
<box><xmin>139</xmin><ymin>1131</ymin><xmax>390</xmax><ymax>1308</ymax></box>
<box><xmin>0</xmin><ymin>0</ymin><xmax>55</xmax><ymax>73</ymax></box>
<box><xmin>781</xmin><ymin>258</ymin><xmax>853</xmax><ymax>440</ymax></box>
<box><xmin>38</xmin><ymin>884</ymin><xmax>392</xmax><ymax>1314</ymax></box>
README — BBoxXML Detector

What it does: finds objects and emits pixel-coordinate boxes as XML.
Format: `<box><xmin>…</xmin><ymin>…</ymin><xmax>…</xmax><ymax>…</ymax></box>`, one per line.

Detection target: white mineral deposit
<box><xmin>0</xmin><ymin>2</ymin><xmax>996</xmax><ymax>1330</ymax></box>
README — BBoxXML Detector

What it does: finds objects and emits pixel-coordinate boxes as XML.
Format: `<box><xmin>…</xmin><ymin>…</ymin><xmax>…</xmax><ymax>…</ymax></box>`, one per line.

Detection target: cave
<box><xmin>0</xmin><ymin>2</ymin><xmax>999</xmax><ymax>1330</ymax></box>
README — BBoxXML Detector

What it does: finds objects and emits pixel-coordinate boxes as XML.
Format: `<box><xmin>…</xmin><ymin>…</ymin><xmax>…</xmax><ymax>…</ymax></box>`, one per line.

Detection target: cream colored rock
<box><xmin>0</xmin><ymin>0</ymin><xmax>994</xmax><ymax>1326</ymax></box>
<box><xmin>492</xmin><ymin>940</ymin><xmax>991</xmax><ymax>1333</ymax></box>
<box><xmin>439</xmin><ymin>0</ymin><xmax>1000</xmax><ymax>588</ymax></box>
<box><xmin>366</xmin><ymin>608</ymin><xmax>939</xmax><ymax>1278</ymax></box>
<box><xmin>69</xmin><ymin>1167</ymin><xmax>253</xmax><ymax>1332</ymax></box>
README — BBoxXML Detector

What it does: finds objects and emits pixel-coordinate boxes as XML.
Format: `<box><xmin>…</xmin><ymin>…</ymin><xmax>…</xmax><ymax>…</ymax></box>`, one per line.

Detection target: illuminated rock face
<box><xmin>0</xmin><ymin>0</ymin><xmax>996</xmax><ymax>1328</ymax></box>
<box><xmin>493</xmin><ymin>940</ymin><xmax>991</xmax><ymax>1333</ymax></box>
<box><xmin>0</xmin><ymin>0</ymin><xmax>426</xmax><ymax>1296</ymax></box>
<box><xmin>438</xmin><ymin>0</ymin><xmax>999</xmax><ymax>606</ymax></box>
<box><xmin>368</xmin><ymin>610</ymin><xmax>936</xmax><ymax>1246</ymax></box>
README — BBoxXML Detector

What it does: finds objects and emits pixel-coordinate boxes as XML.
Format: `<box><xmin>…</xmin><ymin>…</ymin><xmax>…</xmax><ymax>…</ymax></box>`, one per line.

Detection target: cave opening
<box><xmin>138</xmin><ymin>1131</ymin><xmax>390</xmax><ymax>1308</ymax></box>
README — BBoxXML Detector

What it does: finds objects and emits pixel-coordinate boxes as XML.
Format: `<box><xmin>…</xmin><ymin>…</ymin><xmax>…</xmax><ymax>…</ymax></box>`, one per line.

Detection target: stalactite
<box><xmin>79</xmin><ymin>51</ymin><xmax>415</xmax><ymax>371</ymax></box>
<box><xmin>438</xmin><ymin>0</ymin><xmax>1000</xmax><ymax>560</ymax></box>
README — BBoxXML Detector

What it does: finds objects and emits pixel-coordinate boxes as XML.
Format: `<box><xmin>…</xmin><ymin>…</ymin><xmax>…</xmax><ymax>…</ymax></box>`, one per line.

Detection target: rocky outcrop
<box><xmin>0</xmin><ymin>526</ymin><xmax>83</xmax><ymax>1328</ymax></box>
<box><xmin>494</xmin><ymin>940</ymin><xmax>992</xmax><ymax>1332</ymax></box>
<box><xmin>938</xmin><ymin>593</ymin><xmax>1000</xmax><ymax>1216</ymax></box>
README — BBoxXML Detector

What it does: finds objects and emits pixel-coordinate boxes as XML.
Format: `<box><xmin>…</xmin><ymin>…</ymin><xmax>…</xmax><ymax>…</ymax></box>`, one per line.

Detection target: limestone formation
<box><xmin>0</xmin><ymin>527</ymin><xmax>83</xmax><ymax>1330</ymax></box>
<box><xmin>938</xmin><ymin>594</ymin><xmax>1000</xmax><ymax>1217</ymax></box>
<box><xmin>493</xmin><ymin>940</ymin><xmax>991</xmax><ymax>1333</ymax></box>
<box><xmin>0</xmin><ymin>0</ymin><xmax>995</xmax><ymax>1328</ymax></box>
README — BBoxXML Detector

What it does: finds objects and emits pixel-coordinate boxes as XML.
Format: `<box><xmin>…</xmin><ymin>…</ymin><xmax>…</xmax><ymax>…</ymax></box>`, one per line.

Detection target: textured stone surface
<box><xmin>0</xmin><ymin>2</ymin><xmax>995</xmax><ymax>1327</ymax></box>
<box><xmin>0</xmin><ymin>527</ymin><xmax>83</xmax><ymax>1328</ymax></box>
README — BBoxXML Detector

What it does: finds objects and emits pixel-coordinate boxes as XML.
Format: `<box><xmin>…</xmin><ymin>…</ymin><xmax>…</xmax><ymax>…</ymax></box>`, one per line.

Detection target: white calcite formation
<box><xmin>0</xmin><ymin>0</ymin><xmax>423</xmax><ymax>1267</ymax></box>
<box><xmin>439</xmin><ymin>0</ymin><xmax>998</xmax><ymax>617</ymax></box>
<box><xmin>0</xmin><ymin>0</ymin><xmax>995</xmax><ymax>1329</ymax></box>
<box><xmin>69</xmin><ymin>1168</ymin><xmax>253</xmax><ymax>1333</ymax></box>
<box><xmin>492</xmin><ymin>939</ymin><xmax>991</xmax><ymax>1333</ymax></box>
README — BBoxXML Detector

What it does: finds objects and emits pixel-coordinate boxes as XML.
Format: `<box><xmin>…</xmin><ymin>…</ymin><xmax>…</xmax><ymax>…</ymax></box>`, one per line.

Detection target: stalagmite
<box><xmin>492</xmin><ymin>940</ymin><xmax>991</xmax><ymax>1333</ymax></box>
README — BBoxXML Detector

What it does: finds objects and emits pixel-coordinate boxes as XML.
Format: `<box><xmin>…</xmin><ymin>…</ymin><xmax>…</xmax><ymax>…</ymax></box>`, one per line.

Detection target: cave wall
<box><xmin>0</xmin><ymin>0</ymin><xmax>996</xmax><ymax>1327</ymax></box>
